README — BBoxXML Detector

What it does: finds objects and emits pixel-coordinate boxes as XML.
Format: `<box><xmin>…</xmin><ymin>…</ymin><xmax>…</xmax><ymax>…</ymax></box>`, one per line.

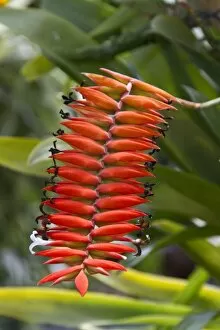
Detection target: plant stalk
<box><xmin>175</xmin><ymin>97</ymin><xmax>220</xmax><ymax>109</ymax></box>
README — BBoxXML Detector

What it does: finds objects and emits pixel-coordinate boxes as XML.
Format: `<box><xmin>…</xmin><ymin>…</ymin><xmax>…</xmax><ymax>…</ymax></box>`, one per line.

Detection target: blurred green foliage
<box><xmin>0</xmin><ymin>0</ymin><xmax>220</xmax><ymax>329</ymax></box>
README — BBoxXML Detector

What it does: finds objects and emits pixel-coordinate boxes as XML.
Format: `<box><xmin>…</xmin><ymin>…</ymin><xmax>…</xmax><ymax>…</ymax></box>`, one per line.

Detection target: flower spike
<box><xmin>31</xmin><ymin>68</ymin><xmax>177</xmax><ymax>296</ymax></box>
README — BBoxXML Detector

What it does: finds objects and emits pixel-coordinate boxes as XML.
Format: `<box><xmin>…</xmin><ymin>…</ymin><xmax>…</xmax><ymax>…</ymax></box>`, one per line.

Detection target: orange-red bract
<box><xmin>32</xmin><ymin>67</ymin><xmax>176</xmax><ymax>296</ymax></box>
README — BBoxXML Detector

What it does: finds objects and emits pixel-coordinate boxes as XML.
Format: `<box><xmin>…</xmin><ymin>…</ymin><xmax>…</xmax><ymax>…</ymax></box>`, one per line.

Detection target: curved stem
<box><xmin>175</xmin><ymin>97</ymin><xmax>220</xmax><ymax>109</ymax></box>
<box><xmin>200</xmin><ymin>97</ymin><xmax>220</xmax><ymax>109</ymax></box>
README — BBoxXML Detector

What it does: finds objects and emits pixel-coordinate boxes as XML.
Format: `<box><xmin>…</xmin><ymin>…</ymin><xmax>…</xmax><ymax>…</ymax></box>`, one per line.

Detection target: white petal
<box><xmin>29</xmin><ymin>230</ymin><xmax>51</xmax><ymax>255</ymax></box>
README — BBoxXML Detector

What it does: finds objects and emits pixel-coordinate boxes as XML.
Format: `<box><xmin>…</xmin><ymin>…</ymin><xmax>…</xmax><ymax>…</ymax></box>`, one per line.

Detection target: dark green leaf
<box><xmin>151</xmin><ymin>15</ymin><xmax>197</xmax><ymax>49</ymax></box>
<box><xmin>148</xmin><ymin>224</ymin><xmax>220</xmax><ymax>254</ymax></box>
<box><xmin>151</xmin><ymin>15</ymin><xmax>220</xmax><ymax>86</ymax></box>
<box><xmin>129</xmin><ymin>44</ymin><xmax>220</xmax><ymax>181</ymax></box>
<box><xmin>155</xmin><ymin>165</ymin><xmax>220</xmax><ymax>220</ymax></box>
<box><xmin>0</xmin><ymin>8</ymin><xmax>130</xmax><ymax>80</ymax></box>
<box><xmin>150</xmin><ymin>183</ymin><xmax>218</xmax><ymax>225</ymax></box>
<box><xmin>163</xmin><ymin>110</ymin><xmax>220</xmax><ymax>183</ymax></box>
<box><xmin>0</xmin><ymin>8</ymin><xmax>93</xmax><ymax>79</ymax></box>
<box><xmin>114</xmin><ymin>0</ymin><xmax>165</xmax><ymax>14</ymax></box>
<box><xmin>187</xmin><ymin>86</ymin><xmax>220</xmax><ymax>141</ymax></box>
<box><xmin>161</xmin><ymin>43</ymin><xmax>220</xmax><ymax>149</ymax></box>
<box><xmin>0</xmin><ymin>8</ymin><xmax>94</xmax><ymax>58</ymax></box>
<box><xmin>41</xmin><ymin>0</ymin><xmax>114</xmax><ymax>33</ymax></box>
<box><xmin>91</xmin><ymin>5</ymin><xmax>138</xmax><ymax>38</ymax></box>
<box><xmin>187</xmin><ymin>49</ymin><xmax>220</xmax><ymax>86</ymax></box>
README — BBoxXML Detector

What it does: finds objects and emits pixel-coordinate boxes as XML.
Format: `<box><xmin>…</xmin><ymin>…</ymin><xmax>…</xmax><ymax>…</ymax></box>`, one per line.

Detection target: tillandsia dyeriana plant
<box><xmin>29</xmin><ymin>68</ymin><xmax>178</xmax><ymax>296</ymax></box>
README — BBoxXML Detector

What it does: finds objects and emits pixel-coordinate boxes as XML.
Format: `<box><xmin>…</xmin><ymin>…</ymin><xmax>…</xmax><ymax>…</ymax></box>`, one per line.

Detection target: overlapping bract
<box><xmin>32</xmin><ymin>68</ymin><xmax>176</xmax><ymax>296</ymax></box>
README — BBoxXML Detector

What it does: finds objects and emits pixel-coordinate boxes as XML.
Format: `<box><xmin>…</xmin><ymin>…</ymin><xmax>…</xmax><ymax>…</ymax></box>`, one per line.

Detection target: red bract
<box><xmin>31</xmin><ymin>68</ymin><xmax>176</xmax><ymax>296</ymax></box>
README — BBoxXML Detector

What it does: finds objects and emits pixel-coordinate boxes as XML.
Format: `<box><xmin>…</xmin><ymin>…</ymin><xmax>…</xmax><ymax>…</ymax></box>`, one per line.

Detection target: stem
<box><xmin>200</xmin><ymin>97</ymin><xmax>220</xmax><ymax>109</ymax></box>
<box><xmin>73</xmin><ymin>28</ymin><xmax>163</xmax><ymax>61</ymax></box>
<box><xmin>175</xmin><ymin>97</ymin><xmax>220</xmax><ymax>109</ymax></box>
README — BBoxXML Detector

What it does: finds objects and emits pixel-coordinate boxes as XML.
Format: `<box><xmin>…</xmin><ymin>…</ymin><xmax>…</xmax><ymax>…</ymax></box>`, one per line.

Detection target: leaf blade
<box><xmin>0</xmin><ymin>288</ymin><xmax>191</xmax><ymax>326</ymax></box>
<box><xmin>0</xmin><ymin>137</ymin><xmax>47</xmax><ymax>176</ymax></box>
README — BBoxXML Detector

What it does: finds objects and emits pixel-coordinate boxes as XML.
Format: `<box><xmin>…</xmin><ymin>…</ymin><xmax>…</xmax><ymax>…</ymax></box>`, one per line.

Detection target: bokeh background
<box><xmin>0</xmin><ymin>0</ymin><xmax>220</xmax><ymax>329</ymax></box>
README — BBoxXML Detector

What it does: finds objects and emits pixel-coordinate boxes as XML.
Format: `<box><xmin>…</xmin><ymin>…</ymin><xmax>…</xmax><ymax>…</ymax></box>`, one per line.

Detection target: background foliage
<box><xmin>0</xmin><ymin>0</ymin><xmax>220</xmax><ymax>329</ymax></box>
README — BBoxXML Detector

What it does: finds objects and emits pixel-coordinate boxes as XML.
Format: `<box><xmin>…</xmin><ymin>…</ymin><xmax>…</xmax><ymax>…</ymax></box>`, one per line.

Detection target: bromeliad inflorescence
<box><xmin>30</xmin><ymin>68</ymin><xmax>177</xmax><ymax>296</ymax></box>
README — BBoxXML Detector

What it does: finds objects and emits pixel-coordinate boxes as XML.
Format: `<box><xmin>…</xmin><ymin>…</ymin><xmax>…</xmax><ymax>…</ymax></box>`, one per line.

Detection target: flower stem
<box><xmin>200</xmin><ymin>97</ymin><xmax>220</xmax><ymax>109</ymax></box>
<box><xmin>175</xmin><ymin>97</ymin><xmax>220</xmax><ymax>109</ymax></box>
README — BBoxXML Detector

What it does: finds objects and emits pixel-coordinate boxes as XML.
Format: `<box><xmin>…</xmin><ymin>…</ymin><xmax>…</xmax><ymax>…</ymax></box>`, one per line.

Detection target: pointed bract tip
<box><xmin>75</xmin><ymin>270</ymin><xmax>89</xmax><ymax>297</ymax></box>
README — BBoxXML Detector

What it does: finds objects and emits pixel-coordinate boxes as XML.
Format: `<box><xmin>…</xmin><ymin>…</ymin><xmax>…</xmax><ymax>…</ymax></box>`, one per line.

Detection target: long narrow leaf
<box><xmin>96</xmin><ymin>269</ymin><xmax>220</xmax><ymax>307</ymax></box>
<box><xmin>0</xmin><ymin>288</ymin><xmax>191</xmax><ymax>326</ymax></box>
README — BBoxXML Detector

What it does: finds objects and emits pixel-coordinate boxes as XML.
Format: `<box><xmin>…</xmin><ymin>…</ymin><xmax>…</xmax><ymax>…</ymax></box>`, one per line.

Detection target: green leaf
<box><xmin>0</xmin><ymin>8</ymin><xmax>130</xmax><ymax>79</ymax></box>
<box><xmin>0</xmin><ymin>137</ymin><xmax>48</xmax><ymax>176</ymax></box>
<box><xmin>151</xmin><ymin>15</ymin><xmax>220</xmax><ymax>86</ymax></box>
<box><xmin>155</xmin><ymin>220</ymin><xmax>220</xmax><ymax>281</ymax></box>
<box><xmin>129</xmin><ymin>44</ymin><xmax>220</xmax><ymax>182</ymax></box>
<box><xmin>41</xmin><ymin>0</ymin><xmax>114</xmax><ymax>33</ymax></box>
<box><xmin>95</xmin><ymin>268</ymin><xmax>220</xmax><ymax>308</ymax></box>
<box><xmin>151</xmin><ymin>15</ymin><xmax>197</xmax><ymax>49</ymax></box>
<box><xmin>0</xmin><ymin>8</ymin><xmax>93</xmax><ymax>79</ymax></box>
<box><xmin>158</xmin><ymin>138</ymin><xmax>192</xmax><ymax>172</ymax></box>
<box><xmin>155</xmin><ymin>165</ymin><xmax>220</xmax><ymax>221</ymax></box>
<box><xmin>21</xmin><ymin>55</ymin><xmax>54</xmax><ymax>81</ymax></box>
<box><xmin>174</xmin><ymin>311</ymin><xmax>218</xmax><ymax>330</ymax></box>
<box><xmin>150</xmin><ymin>183</ymin><xmax>217</xmax><ymax>225</ymax></box>
<box><xmin>166</xmin><ymin>113</ymin><xmax>220</xmax><ymax>183</ymax></box>
<box><xmin>147</xmin><ymin>224</ymin><xmax>220</xmax><ymax>255</ymax></box>
<box><xmin>0</xmin><ymin>8</ymin><xmax>94</xmax><ymax>57</ymax></box>
<box><xmin>0</xmin><ymin>288</ymin><xmax>191</xmax><ymax>326</ymax></box>
<box><xmin>91</xmin><ymin>0</ymin><xmax>166</xmax><ymax>39</ymax></box>
<box><xmin>27</xmin><ymin>137</ymin><xmax>68</xmax><ymax>167</ymax></box>
<box><xmin>160</xmin><ymin>43</ymin><xmax>220</xmax><ymax>149</ymax></box>
<box><xmin>186</xmin><ymin>49</ymin><xmax>220</xmax><ymax>86</ymax></box>
<box><xmin>174</xmin><ymin>268</ymin><xmax>209</xmax><ymax>305</ymax></box>
<box><xmin>130</xmin><ymin>44</ymin><xmax>177</xmax><ymax>95</ymax></box>
<box><xmin>186</xmin><ymin>87</ymin><xmax>220</xmax><ymax>147</ymax></box>
<box><xmin>113</xmin><ymin>0</ymin><xmax>165</xmax><ymax>14</ymax></box>
<box><xmin>163</xmin><ymin>111</ymin><xmax>220</xmax><ymax>184</ymax></box>
<box><xmin>91</xmin><ymin>5</ymin><xmax>138</xmax><ymax>39</ymax></box>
